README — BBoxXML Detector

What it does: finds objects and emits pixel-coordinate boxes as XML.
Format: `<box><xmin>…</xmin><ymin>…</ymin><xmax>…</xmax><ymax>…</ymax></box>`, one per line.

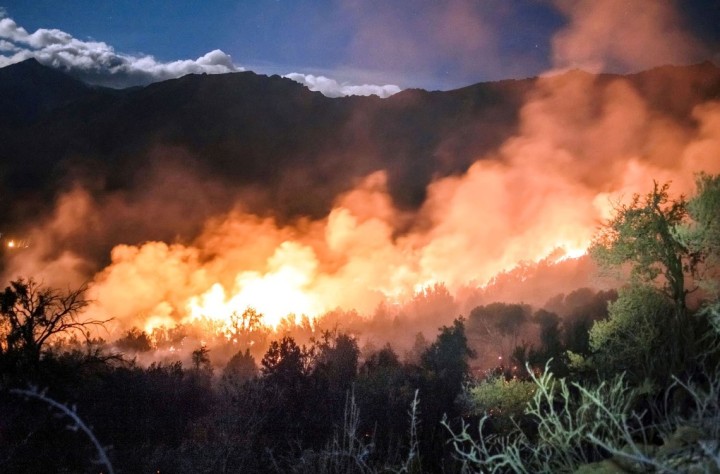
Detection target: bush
<box><xmin>587</xmin><ymin>284</ymin><xmax>675</xmax><ymax>384</ymax></box>
<box><xmin>468</xmin><ymin>375</ymin><xmax>536</xmax><ymax>433</ymax></box>
<box><xmin>444</xmin><ymin>363</ymin><xmax>642</xmax><ymax>473</ymax></box>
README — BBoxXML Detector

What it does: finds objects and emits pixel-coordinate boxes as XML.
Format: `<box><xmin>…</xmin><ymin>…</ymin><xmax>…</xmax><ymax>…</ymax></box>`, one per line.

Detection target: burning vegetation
<box><xmin>0</xmin><ymin>174</ymin><xmax>717</xmax><ymax>472</ymax></box>
<box><xmin>0</xmin><ymin>1</ymin><xmax>719</xmax><ymax>468</ymax></box>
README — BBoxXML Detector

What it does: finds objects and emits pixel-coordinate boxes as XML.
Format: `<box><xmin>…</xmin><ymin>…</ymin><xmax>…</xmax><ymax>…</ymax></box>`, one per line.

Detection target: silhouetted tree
<box><xmin>0</xmin><ymin>278</ymin><xmax>105</xmax><ymax>370</ymax></box>
<box><xmin>313</xmin><ymin>332</ymin><xmax>359</xmax><ymax>395</ymax></box>
<box><xmin>115</xmin><ymin>327</ymin><xmax>152</xmax><ymax>353</ymax></box>
<box><xmin>191</xmin><ymin>345</ymin><xmax>212</xmax><ymax>372</ymax></box>
<box><xmin>258</xmin><ymin>336</ymin><xmax>313</xmax><ymax>447</ymax></box>
<box><xmin>225</xmin><ymin>307</ymin><xmax>269</xmax><ymax>351</ymax></box>
<box><xmin>554</xmin><ymin>289</ymin><xmax>617</xmax><ymax>355</ymax></box>
<box><xmin>223</xmin><ymin>347</ymin><xmax>257</xmax><ymax>382</ymax></box>
<box><xmin>529</xmin><ymin>309</ymin><xmax>565</xmax><ymax>372</ymax></box>
<box><xmin>420</xmin><ymin>318</ymin><xmax>475</xmax><ymax>467</ymax></box>
<box><xmin>468</xmin><ymin>302</ymin><xmax>531</xmax><ymax>362</ymax></box>
<box><xmin>261</xmin><ymin>336</ymin><xmax>311</xmax><ymax>383</ymax></box>
<box><xmin>356</xmin><ymin>344</ymin><xmax>414</xmax><ymax>460</ymax></box>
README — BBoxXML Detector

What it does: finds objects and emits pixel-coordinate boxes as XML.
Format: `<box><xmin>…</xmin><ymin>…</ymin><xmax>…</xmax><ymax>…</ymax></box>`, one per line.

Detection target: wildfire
<box><xmin>3</xmin><ymin>238</ymin><xmax>29</xmax><ymax>250</ymax></box>
<box><xmin>186</xmin><ymin>242</ymin><xmax>326</xmax><ymax>328</ymax></box>
<box><xmin>18</xmin><ymin>58</ymin><xmax>719</xmax><ymax>340</ymax></box>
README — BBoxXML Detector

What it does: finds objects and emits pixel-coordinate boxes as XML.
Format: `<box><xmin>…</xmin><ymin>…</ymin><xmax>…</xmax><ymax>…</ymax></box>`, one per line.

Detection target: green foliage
<box><xmin>468</xmin><ymin>375</ymin><xmax>536</xmax><ymax>433</ymax></box>
<box><xmin>590</xmin><ymin>181</ymin><xmax>690</xmax><ymax>311</ymax></box>
<box><xmin>444</xmin><ymin>364</ymin><xmax>642</xmax><ymax>473</ymax></box>
<box><xmin>675</xmin><ymin>173</ymin><xmax>720</xmax><ymax>298</ymax></box>
<box><xmin>588</xmin><ymin>284</ymin><xmax>675</xmax><ymax>383</ymax></box>
<box><xmin>589</xmin><ymin>176</ymin><xmax>720</xmax><ymax>376</ymax></box>
<box><xmin>420</xmin><ymin>318</ymin><xmax>475</xmax><ymax>410</ymax></box>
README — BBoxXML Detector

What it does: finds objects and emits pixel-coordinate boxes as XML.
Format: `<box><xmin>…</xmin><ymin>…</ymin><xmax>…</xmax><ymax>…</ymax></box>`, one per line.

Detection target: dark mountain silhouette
<box><xmin>0</xmin><ymin>59</ymin><xmax>719</xmax><ymax>249</ymax></box>
<box><xmin>0</xmin><ymin>58</ymin><xmax>94</xmax><ymax>127</ymax></box>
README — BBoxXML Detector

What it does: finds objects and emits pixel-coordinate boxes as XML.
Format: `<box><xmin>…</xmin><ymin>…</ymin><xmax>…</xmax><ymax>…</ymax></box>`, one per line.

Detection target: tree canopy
<box><xmin>589</xmin><ymin>181</ymin><xmax>692</xmax><ymax>313</ymax></box>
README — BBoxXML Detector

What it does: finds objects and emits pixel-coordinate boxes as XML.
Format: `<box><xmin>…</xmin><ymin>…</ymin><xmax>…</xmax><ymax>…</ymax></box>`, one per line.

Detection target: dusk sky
<box><xmin>1</xmin><ymin>1</ymin><xmax>719</xmax><ymax>94</ymax></box>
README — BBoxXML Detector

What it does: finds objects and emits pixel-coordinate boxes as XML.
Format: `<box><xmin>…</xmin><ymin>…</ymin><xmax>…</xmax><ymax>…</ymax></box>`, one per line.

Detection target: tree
<box><xmin>420</xmin><ymin>318</ymin><xmax>475</xmax><ymax>465</ymax></box>
<box><xmin>115</xmin><ymin>327</ymin><xmax>152</xmax><ymax>353</ymax></box>
<box><xmin>312</xmin><ymin>332</ymin><xmax>359</xmax><ymax>395</ymax></box>
<box><xmin>224</xmin><ymin>307</ymin><xmax>269</xmax><ymax>350</ymax></box>
<box><xmin>468</xmin><ymin>302</ymin><xmax>531</xmax><ymax>362</ymax></box>
<box><xmin>589</xmin><ymin>175</ymin><xmax>720</xmax><ymax>369</ymax></box>
<box><xmin>529</xmin><ymin>309</ymin><xmax>565</xmax><ymax>372</ymax></box>
<box><xmin>223</xmin><ymin>348</ymin><xmax>257</xmax><ymax>382</ymax></box>
<box><xmin>590</xmin><ymin>182</ymin><xmax>693</xmax><ymax>313</ymax></box>
<box><xmin>587</xmin><ymin>284</ymin><xmax>675</xmax><ymax>383</ymax></box>
<box><xmin>0</xmin><ymin>278</ymin><xmax>105</xmax><ymax>368</ymax></box>
<box><xmin>191</xmin><ymin>345</ymin><xmax>212</xmax><ymax>372</ymax></box>
<box><xmin>260</xmin><ymin>336</ymin><xmax>311</xmax><ymax>384</ymax></box>
<box><xmin>258</xmin><ymin>337</ymin><xmax>313</xmax><ymax>446</ymax></box>
<box><xmin>674</xmin><ymin>173</ymin><xmax>720</xmax><ymax>298</ymax></box>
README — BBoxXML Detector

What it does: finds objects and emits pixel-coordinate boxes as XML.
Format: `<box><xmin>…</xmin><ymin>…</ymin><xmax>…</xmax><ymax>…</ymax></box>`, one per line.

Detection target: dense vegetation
<box><xmin>0</xmin><ymin>175</ymin><xmax>718</xmax><ymax>473</ymax></box>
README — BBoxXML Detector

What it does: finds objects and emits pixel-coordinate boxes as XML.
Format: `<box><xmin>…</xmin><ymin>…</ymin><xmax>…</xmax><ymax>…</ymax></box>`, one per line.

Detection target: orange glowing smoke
<box><xmin>3</xmin><ymin>1</ymin><xmax>719</xmax><ymax>337</ymax></box>
<box><xmin>83</xmin><ymin>67</ymin><xmax>720</xmax><ymax>334</ymax></box>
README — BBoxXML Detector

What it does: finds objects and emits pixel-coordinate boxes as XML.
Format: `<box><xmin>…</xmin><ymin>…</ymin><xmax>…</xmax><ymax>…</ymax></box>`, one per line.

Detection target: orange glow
<box><xmin>7</xmin><ymin>240</ymin><xmax>15</xmax><ymax>249</ymax></box>
<box><xmin>186</xmin><ymin>242</ymin><xmax>325</xmax><ymax>328</ymax></box>
<box><xmin>8</xmin><ymin>48</ymin><xmax>718</xmax><ymax>340</ymax></box>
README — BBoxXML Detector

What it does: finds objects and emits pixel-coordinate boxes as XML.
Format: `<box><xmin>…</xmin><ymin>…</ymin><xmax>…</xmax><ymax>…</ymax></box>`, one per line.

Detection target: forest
<box><xmin>0</xmin><ymin>174</ymin><xmax>719</xmax><ymax>473</ymax></box>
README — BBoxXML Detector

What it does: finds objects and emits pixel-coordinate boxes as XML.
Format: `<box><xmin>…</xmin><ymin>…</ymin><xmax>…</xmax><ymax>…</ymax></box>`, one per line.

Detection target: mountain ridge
<box><xmin>0</xmin><ymin>59</ymin><xmax>718</xmax><ymax>249</ymax></box>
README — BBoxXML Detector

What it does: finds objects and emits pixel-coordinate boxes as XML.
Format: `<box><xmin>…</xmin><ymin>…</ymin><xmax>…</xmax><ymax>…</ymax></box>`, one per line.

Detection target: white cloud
<box><xmin>284</xmin><ymin>73</ymin><xmax>401</xmax><ymax>98</ymax></box>
<box><xmin>0</xmin><ymin>39</ymin><xmax>18</xmax><ymax>52</ymax></box>
<box><xmin>0</xmin><ymin>17</ymin><xmax>240</xmax><ymax>87</ymax></box>
<box><xmin>0</xmin><ymin>16</ymin><xmax>402</xmax><ymax>96</ymax></box>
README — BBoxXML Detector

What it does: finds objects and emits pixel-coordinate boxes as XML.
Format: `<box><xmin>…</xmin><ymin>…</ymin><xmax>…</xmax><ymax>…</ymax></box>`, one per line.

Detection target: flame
<box><xmin>8</xmin><ymin>4</ymin><xmax>720</xmax><ymax>338</ymax></box>
<box><xmin>186</xmin><ymin>242</ymin><xmax>325</xmax><ymax>329</ymax></box>
<box><xmin>7</xmin><ymin>240</ymin><xmax>15</xmax><ymax>249</ymax></box>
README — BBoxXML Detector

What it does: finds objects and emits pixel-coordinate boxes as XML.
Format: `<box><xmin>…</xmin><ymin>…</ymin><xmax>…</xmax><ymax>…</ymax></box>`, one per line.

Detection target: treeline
<box><xmin>1</xmin><ymin>174</ymin><xmax>719</xmax><ymax>473</ymax></box>
<box><xmin>0</xmin><ymin>305</ymin><xmax>474</xmax><ymax>472</ymax></box>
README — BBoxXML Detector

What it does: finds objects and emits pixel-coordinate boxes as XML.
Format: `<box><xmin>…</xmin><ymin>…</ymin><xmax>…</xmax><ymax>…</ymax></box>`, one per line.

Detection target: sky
<box><xmin>1</xmin><ymin>0</ymin><xmax>719</xmax><ymax>96</ymax></box>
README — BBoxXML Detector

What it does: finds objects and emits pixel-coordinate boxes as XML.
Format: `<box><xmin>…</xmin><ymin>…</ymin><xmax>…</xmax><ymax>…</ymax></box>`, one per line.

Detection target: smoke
<box><xmin>1</xmin><ymin>1</ymin><xmax>719</xmax><ymax>358</ymax></box>
<box><xmin>551</xmin><ymin>0</ymin><xmax>707</xmax><ymax>73</ymax></box>
<box><xmin>10</xmin><ymin>76</ymin><xmax>717</xmax><ymax>339</ymax></box>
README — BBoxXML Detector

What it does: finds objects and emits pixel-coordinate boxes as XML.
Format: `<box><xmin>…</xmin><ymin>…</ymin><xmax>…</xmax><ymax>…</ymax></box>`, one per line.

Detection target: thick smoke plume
<box><xmin>2</xmin><ymin>1</ymin><xmax>719</xmax><ymax>357</ymax></box>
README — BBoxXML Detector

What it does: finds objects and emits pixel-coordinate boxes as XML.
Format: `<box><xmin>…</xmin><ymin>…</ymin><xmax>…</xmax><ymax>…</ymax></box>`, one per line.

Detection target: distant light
<box><xmin>7</xmin><ymin>240</ymin><xmax>15</xmax><ymax>248</ymax></box>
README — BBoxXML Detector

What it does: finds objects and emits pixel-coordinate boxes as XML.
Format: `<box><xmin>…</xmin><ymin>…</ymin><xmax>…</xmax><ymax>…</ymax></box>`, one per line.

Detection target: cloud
<box><xmin>0</xmin><ymin>17</ymin><xmax>240</xmax><ymax>87</ymax></box>
<box><xmin>0</xmin><ymin>16</ymin><xmax>402</xmax><ymax>96</ymax></box>
<box><xmin>0</xmin><ymin>39</ymin><xmax>18</xmax><ymax>52</ymax></box>
<box><xmin>284</xmin><ymin>73</ymin><xmax>400</xmax><ymax>98</ymax></box>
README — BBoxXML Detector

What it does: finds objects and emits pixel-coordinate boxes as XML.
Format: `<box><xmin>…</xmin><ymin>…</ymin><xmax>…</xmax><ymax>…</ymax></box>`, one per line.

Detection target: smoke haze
<box><xmin>1</xmin><ymin>1</ymin><xmax>719</xmax><ymax>358</ymax></box>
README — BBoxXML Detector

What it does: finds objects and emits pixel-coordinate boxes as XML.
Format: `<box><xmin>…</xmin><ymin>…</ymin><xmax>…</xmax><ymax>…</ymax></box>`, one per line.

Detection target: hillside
<box><xmin>0</xmin><ymin>59</ymin><xmax>718</xmax><ymax>240</ymax></box>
